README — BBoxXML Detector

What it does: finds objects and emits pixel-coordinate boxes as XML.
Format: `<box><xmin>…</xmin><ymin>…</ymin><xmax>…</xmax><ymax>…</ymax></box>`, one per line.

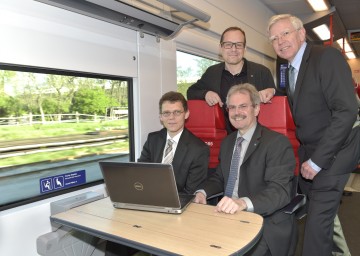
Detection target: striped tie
<box><xmin>162</xmin><ymin>139</ymin><xmax>174</xmax><ymax>164</ymax></box>
<box><xmin>224</xmin><ymin>137</ymin><xmax>244</xmax><ymax>197</ymax></box>
<box><xmin>288</xmin><ymin>65</ymin><xmax>296</xmax><ymax>97</ymax></box>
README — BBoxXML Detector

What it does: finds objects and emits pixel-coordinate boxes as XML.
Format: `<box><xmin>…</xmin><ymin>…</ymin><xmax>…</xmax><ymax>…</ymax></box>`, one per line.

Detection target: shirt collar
<box><xmin>237</xmin><ymin>123</ymin><xmax>257</xmax><ymax>142</ymax></box>
<box><xmin>290</xmin><ymin>42</ymin><xmax>307</xmax><ymax>71</ymax></box>
<box><xmin>167</xmin><ymin>129</ymin><xmax>183</xmax><ymax>144</ymax></box>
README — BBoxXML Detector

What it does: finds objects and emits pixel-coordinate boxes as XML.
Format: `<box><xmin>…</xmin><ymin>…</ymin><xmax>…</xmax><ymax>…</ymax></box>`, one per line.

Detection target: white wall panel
<box><xmin>0</xmin><ymin>0</ymin><xmax>137</xmax><ymax>77</ymax></box>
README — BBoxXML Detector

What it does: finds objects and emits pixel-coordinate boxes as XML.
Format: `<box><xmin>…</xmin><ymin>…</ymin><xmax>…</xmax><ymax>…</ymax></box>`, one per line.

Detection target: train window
<box><xmin>176</xmin><ymin>51</ymin><xmax>219</xmax><ymax>96</ymax></box>
<box><xmin>0</xmin><ymin>65</ymin><xmax>133</xmax><ymax>210</ymax></box>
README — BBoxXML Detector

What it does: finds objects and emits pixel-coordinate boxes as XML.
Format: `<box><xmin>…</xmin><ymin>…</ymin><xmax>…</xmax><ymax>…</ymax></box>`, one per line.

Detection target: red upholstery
<box><xmin>185</xmin><ymin>100</ymin><xmax>227</xmax><ymax>168</ymax></box>
<box><xmin>258</xmin><ymin>96</ymin><xmax>300</xmax><ymax>175</ymax></box>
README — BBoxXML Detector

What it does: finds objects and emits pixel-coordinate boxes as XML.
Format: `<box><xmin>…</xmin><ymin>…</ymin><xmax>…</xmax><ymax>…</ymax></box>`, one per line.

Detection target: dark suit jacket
<box><xmin>203</xmin><ymin>124</ymin><xmax>296</xmax><ymax>256</ymax></box>
<box><xmin>138</xmin><ymin>128</ymin><xmax>210</xmax><ymax>194</ymax></box>
<box><xmin>288</xmin><ymin>44</ymin><xmax>360</xmax><ymax>179</ymax></box>
<box><xmin>187</xmin><ymin>59</ymin><xmax>278</xmax><ymax>100</ymax></box>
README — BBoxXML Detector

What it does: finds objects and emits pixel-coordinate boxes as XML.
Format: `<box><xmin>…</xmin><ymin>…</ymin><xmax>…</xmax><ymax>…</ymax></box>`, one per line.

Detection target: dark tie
<box><xmin>288</xmin><ymin>65</ymin><xmax>296</xmax><ymax>97</ymax></box>
<box><xmin>224</xmin><ymin>137</ymin><xmax>245</xmax><ymax>197</ymax></box>
<box><xmin>163</xmin><ymin>139</ymin><xmax>174</xmax><ymax>164</ymax></box>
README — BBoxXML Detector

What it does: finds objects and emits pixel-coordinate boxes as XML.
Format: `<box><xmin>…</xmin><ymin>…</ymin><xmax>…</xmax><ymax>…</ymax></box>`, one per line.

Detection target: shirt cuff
<box><xmin>195</xmin><ymin>189</ymin><xmax>207</xmax><ymax>198</ymax></box>
<box><xmin>308</xmin><ymin>159</ymin><xmax>321</xmax><ymax>173</ymax></box>
<box><xmin>241</xmin><ymin>197</ymin><xmax>254</xmax><ymax>212</ymax></box>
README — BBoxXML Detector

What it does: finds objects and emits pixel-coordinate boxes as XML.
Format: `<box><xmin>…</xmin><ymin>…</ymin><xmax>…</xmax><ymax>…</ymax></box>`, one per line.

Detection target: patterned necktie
<box><xmin>224</xmin><ymin>137</ymin><xmax>245</xmax><ymax>197</ymax></box>
<box><xmin>288</xmin><ymin>65</ymin><xmax>296</xmax><ymax>97</ymax></box>
<box><xmin>162</xmin><ymin>139</ymin><xmax>174</xmax><ymax>164</ymax></box>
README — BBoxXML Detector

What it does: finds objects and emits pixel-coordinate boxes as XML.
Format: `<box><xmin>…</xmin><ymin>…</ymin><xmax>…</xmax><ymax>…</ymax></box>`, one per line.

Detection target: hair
<box><xmin>267</xmin><ymin>14</ymin><xmax>304</xmax><ymax>34</ymax></box>
<box><xmin>226</xmin><ymin>83</ymin><xmax>261</xmax><ymax>106</ymax></box>
<box><xmin>220</xmin><ymin>26</ymin><xmax>246</xmax><ymax>46</ymax></box>
<box><xmin>159</xmin><ymin>91</ymin><xmax>188</xmax><ymax>113</ymax></box>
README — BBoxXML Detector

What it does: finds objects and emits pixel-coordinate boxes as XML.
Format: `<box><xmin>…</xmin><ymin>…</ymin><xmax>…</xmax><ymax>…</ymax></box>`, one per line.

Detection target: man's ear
<box><xmin>185</xmin><ymin>110</ymin><xmax>190</xmax><ymax>120</ymax></box>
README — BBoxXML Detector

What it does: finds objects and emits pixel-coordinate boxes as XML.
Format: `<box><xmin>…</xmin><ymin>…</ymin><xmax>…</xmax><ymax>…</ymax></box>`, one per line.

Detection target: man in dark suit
<box><xmin>106</xmin><ymin>92</ymin><xmax>209</xmax><ymax>256</ymax></box>
<box><xmin>268</xmin><ymin>14</ymin><xmax>360</xmax><ymax>256</ymax></box>
<box><xmin>187</xmin><ymin>26</ymin><xmax>282</xmax><ymax>133</ymax></box>
<box><xmin>194</xmin><ymin>83</ymin><xmax>296</xmax><ymax>256</ymax></box>
<box><xmin>138</xmin><ymin>91</ymin><xmax>209</xmax><ymax>194</ymax></box>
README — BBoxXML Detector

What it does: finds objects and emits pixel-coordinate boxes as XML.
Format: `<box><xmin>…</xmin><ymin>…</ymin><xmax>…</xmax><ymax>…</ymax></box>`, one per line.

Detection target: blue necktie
<box><xmin>224</xmin><ymin>137</ymin><xmax>244</xmax><ymax>197</ymax></box>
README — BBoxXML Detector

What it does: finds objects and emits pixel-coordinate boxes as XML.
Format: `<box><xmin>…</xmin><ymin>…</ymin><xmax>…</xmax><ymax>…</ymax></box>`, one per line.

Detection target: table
<box><xmin>51</xmin><ymin>197</ymin><xmax>263</xmax><ymax>256</ymax></box>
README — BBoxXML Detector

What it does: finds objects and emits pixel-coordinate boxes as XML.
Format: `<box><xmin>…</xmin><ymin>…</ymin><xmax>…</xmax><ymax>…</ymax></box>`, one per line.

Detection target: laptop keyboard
<box><xmin>179</xmin><ymin>194</ymin><xmax>194</xmax><ymax>207</ymax></box>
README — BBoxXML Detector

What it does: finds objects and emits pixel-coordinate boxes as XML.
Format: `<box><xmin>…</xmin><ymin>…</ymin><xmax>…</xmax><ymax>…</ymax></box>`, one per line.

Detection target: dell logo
<box><xmin>134</xmin><ymin>182</ymin><xmax>144</xmax><ymax>191</ymax></box>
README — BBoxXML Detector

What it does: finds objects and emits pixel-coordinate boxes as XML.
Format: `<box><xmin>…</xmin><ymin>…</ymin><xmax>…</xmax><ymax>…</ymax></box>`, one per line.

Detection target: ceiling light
<box><xmin>313</xmin><ymin>24</ymin><xmax>330</xmax><ymax>40</ymax></box>
<box><xmin>307</xmin><ymin>0</ymin><xmax>329</xmax><ymax>11</ymax></box>
<box><xmin>345</xmin><ymin>52</ymin><xmax>356</xmax><ymax>59</ymax></box>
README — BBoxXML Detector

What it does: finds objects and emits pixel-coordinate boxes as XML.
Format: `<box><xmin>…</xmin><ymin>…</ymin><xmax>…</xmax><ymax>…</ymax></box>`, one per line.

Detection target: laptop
<box><xmin>99</xmin><ymin>161</ymin><xmax>195</xmax><ymax>214</ymax></box>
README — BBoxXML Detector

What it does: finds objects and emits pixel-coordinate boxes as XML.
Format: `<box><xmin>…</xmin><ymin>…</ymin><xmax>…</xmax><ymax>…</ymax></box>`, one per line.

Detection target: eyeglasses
<box><xmin>269</xmin><ymin>29</ymin><xmax>299</xmax><ymax>44</ymax></box>
<box><xmin>226</xmin><ymin>104</ymin><xmax>255</xmax><ymax>112</ymax></box>
<box><xmin>221</xmin><ymin>41</ymin><xmax>245</xmax><ymax>49</ymax></box>
<box><xmin>160</xmin><ymin>110</ymin><xmax>184</xmax><ymax>117</ymax></box>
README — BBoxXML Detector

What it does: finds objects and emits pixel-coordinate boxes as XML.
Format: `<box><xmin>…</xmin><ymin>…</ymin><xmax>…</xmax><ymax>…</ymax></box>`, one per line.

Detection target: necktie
<box><xmin>162</xmin><ymin>139</ymin><xmax>174</xmax><ymax>164</ymax></box>
<box><xmin>288</xmin><ymin>65</ymin><xmax>296</xmax><ymax>97</ymax></box>
<box><xmin>224</xmin><ymin>137</ymin><xmax>244</xmax><ymax>197</ymax></box>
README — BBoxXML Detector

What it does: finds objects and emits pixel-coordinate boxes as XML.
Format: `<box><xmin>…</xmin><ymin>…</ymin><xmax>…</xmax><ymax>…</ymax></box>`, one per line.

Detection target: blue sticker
<box><xmin>40</xmin><ymin>170</ymin><xmax>86</xmax><ymax>194</ymax></box>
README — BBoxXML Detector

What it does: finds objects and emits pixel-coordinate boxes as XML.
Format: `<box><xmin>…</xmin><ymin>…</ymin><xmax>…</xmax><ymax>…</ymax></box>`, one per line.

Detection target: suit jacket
<box><xmin>203</xmin><ymin>124</ymin><xmax>296</xmax><ymax>256</ymax></box>
<box><xmin>288</xmin><ymin>44</ymin><xmax>360</xmax><ymax>178</ymax></box>
<box><xmin>138</xmin><ymin>128</ymin><xmax>210</xmax><ymax>194</ymax></box>
<box><xmin>187</xmin><ymin>59</ymin><xmax>278</xmax><ymax>100</ymax></box>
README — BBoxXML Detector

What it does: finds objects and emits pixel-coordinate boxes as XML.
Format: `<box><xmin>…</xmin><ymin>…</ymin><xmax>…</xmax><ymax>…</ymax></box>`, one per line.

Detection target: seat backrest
<box><xmin>185</xmin><ymin>100</ymin><xmax>227</xmax><ymax>168</ymax></box>
<box><xmin>258</xmin><ymin>96</ymin><xmax>300</xmax><ymax>175</ymax></box>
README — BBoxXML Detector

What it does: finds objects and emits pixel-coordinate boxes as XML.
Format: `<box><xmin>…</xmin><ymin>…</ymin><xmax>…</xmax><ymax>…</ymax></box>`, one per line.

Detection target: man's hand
<box><xmin>259</xmin><ymin>88</ymin><xmax>275</xmax><ymax>103</ymax></box>
<box><xmin>301</xmin><ymin>161</ymin><xmax>318</xmax><ymax>180</ymax></box>
<box><xmin>215</xmin><ymin>196</ymin><xmax>247</xmax><ymax>214</ymax></box>
<box><xmin>205</xmin><ymin>91</ymin><xmax>223</xmax><ymax>107</ymax></box>
<box><xmin>193</xmin><ymin>192</ymin><xmax>207</xmax><ymax>204</ymax></box>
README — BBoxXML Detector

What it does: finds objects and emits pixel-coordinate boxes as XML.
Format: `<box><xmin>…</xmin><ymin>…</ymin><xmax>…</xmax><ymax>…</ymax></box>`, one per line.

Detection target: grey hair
<box><xmin>267</xmin><ymin>14</ymin><xmax>304</xmax><ymax>34</ymax></box>
<box><xmin>226</xmin><ymin>83</ymin><xmax>261</xmax><ymax>106</ymax></box>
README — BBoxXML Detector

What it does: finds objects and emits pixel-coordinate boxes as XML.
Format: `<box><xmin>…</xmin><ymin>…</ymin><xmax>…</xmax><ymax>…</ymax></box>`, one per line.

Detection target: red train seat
<box><xmin>185</xmin><ymin>100</ymin><xmax>227</xmax><ymax>168</ymax></box>
<box><xmin>258</xmin><ymin>96</ymin><xmax>300</xmax><ymax>175</ymax></box>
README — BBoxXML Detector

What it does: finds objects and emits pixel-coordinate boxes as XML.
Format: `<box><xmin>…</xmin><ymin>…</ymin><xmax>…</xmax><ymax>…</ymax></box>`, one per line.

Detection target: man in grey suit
<box><xmin>268</xmin><ymin>14</ymin><xmax>360</xmax><ymax>256</ymax></box>
<box><xmin>138</xmin><ymin>91</ymin><xmax>209</xmax><ymax>194</ymax></box>
<box><xmin>194</xmin><ymin>83</ymin><xmax>297</xmax><ymax>256</ymax></box>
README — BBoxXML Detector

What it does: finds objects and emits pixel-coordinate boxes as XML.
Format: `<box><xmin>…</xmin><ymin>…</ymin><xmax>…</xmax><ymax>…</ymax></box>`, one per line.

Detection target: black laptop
<box><xmin>99</xmin><ymin>161</ymin><xmax>194</xmax><ymax>214</ymax></box>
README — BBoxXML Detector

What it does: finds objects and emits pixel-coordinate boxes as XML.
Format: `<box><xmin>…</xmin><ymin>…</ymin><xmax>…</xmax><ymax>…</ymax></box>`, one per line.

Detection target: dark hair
<box><xmin>220</xmin><ymin>26</ymin><xmax>246</xmax><ymax>46</ymax></box>
<box><xmin>159</xmin><ymin>91</ymin><xmax>188</xmax><ymax>113</ymax></box>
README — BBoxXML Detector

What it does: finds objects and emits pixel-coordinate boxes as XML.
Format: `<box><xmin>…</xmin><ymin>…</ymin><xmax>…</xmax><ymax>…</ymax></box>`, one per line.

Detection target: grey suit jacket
<box><xmin>203</xmin><ymin>124</ymin><xmax>296</xmax><ymax>255</ymax></box>
<box><xmin>289</xmin><ymin>44</ymin><xmax>360</xmax><ymax>176</ymax></box>
<box><xmin>138</xmin><ymin>128</ymin><xmax>209</xmax><ymax>194</ymax></box>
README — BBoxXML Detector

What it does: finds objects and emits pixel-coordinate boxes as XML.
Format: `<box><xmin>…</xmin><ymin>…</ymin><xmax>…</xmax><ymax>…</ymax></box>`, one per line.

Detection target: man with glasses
<box><xmin>138</xmin><ymin>91</ymin><xmax>209</xmax><ymax>194</ymax></box>
<box><xmin>194</xmin><ymin>83</ymin><xmax>297</xmax><ymax>256</ymax></box>
<box><xmin>106</xmin><ymin>91</ymin><xmax>209</xmax><ymax>256</ymax></box>
<box><xmin>268</xmin><ymin>14</ymin><xmax>360</xmax><ymax>256</ymax></box>
<box><xmin>187</xmin><ymin>26</ymin><xmax>281</xmax><ymax>133</ymax></box>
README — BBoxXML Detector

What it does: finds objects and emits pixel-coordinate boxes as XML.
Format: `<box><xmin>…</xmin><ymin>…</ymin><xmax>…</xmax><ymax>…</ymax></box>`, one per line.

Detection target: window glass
<box><xmin>176</xmin><ymin>51</ymin><xmax>219</xmax><ymax>97</ymax></box>
<box><xmin>0</xmin><ymin>66</ymin><xmax>132</xmax><ymax>210</ymax></box>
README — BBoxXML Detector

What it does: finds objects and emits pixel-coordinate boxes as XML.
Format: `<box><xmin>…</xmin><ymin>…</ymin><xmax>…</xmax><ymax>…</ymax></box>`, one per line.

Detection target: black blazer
<box><xmin>289</xmin><ymin>44</ymin><xmax>360</xmax><ymax>176</ymax></box>
<box><xmin>138</xmin><ymin>128</ymin><xmax>209</xmax><ymax>194</ymax></box>
<box><xmin>203</xmin><ymin>124</ymin><xmax>296</xmax><ymax>255</ymax></box>
<box><xmin>187</xmin><ymin>59</ymin><xmax>278</xmax><ymax>100</ymax></box>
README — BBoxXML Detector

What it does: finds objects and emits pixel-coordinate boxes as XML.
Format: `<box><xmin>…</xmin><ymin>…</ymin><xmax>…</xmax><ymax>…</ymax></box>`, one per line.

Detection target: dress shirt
<box><xmin>162</xmin><ymin>130</ymin><xmax>183</xmax><ymax>162</ymax></box>
<box><xmin>232</xmin><ymin>123</ymin><xmax>257</xmax><ymax>212</ymax></box>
